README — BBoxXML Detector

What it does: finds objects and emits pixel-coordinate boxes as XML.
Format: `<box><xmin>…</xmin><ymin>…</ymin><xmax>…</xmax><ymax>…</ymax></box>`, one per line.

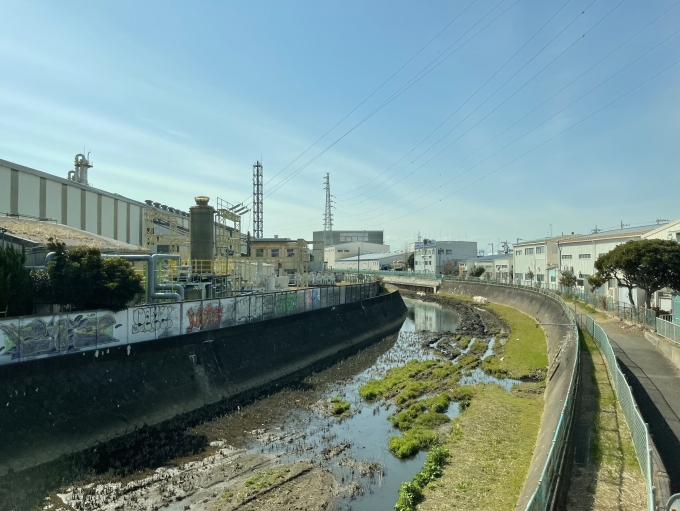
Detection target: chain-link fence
<box><xmin>656</xmin><ymin>316</ymin><xmax>680</xmax><ymax>344</ymax></box>
<box><xmin>333</xmin><ymin>269</ymin><xmax>658</xmax><ymax>511</ymax></box>
<box><xmin>577</xmin><ymin>314</ymin><xmax>655</xmax><ymax>511</ymax></box>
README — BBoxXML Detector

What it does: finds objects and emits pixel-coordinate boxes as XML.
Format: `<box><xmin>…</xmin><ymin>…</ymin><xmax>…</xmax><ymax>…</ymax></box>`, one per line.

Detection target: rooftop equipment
<box><xmin>190</xmin><ymin>196</ymin><xmax>215</xmax><ymax>264</ymax></box>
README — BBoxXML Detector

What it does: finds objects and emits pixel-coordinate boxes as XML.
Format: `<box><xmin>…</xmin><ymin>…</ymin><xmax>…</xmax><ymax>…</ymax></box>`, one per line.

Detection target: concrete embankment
<box><xmin>391</xmin><ymin>279</ymin><xmax>577</xmax><ymax>509</ymax></box>
<box><xmin>0</xmin><ymin>290</ymin><xmax>407</xmax><ymax>484</ymax></box>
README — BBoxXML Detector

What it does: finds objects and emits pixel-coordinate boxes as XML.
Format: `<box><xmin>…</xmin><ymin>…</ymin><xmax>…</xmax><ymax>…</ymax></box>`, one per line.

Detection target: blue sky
<box><xmin>1</xmin><ymin>0</ymin><xmax>678</xmax><ymax>252</ymax></box>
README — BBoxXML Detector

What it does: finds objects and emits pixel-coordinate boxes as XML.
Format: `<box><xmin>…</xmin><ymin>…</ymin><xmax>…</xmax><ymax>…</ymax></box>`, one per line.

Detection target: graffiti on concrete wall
<box><xmin>276</xmin><ymin>292</ymin><xmax>297</xmax><ymax>315</ymax></box>
<box><xmin>185</xmin><ymin>302</ymin><xmax>224</xmax><ymax>333</ymax></box>
<box><xmin>132</xmin><ymin>306</ymin><xmax>175</xmax><ymax>335</ymax></box>
<box><xmin>0</xmin><ymin>312</ymin><xmax>122</xmax><ymax>362</ymax></box>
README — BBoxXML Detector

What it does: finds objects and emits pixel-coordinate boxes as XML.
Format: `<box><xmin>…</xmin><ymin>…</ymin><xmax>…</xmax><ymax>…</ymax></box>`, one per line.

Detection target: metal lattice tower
<box><xmin>323</xmin><ymin>173</ymin><xmax>333</xmax><ymax>247</ymax></box>
<box><xmin>253</xmin><ymin>160</ymin><xmax>263</xmax><ymax>238</ymax></box>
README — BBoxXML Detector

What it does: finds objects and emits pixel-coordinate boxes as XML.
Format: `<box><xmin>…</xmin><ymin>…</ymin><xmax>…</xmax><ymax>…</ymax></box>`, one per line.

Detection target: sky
<box><xmin>1</xmin><ymin>0</ymin><xmax>678</xmax><ymax>253</ymax></box>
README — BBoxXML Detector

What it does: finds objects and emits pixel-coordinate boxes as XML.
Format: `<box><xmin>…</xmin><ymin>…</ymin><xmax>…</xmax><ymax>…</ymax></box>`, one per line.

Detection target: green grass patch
<box><xmin>244</xmin><ymin>467</ymin><xmax>291</xmax><ymax>490</ymax></box>
<box><xmin>389</xmin><ymin>393</ymin><xmax>451</xmax><ymax>431</ymax></box>
<box><xmin>457</xmin><ymin>336</ymin><xmax>473</xmax><ymax>349</ymax></box>
<box><xmin>389</xmin><ymin>428</ymin><xmax>439</xmax><ymax>458</ymax></box>
<box><xmin>456</xmin><ymin>353</ymin><xmax>480</xmax><ymax>370</ymax></box>
<box><xmin>417</xmin><ymin>384</ymin><xmax>544</xmax><ymax>510</ymax></box>
<box><xmin>395</xmin><ymin>446</ymin><xmax>450</xmax><ymax>511</ymax></box>
<box><xmin>359</xmin><ymin>359</ymin><xmax>460</xmax><ymax>402</ymax></box>
<box><xmin>329</xmin><ymin>396</ymin><xmax>351</xmax><ymax>416</ymax></box>
<box><xmin>468</xmin><ymin>339</ymin><xmax>488</xmax><ymax>357</ymax></box>
<box><xmin>485</xmin><ymin>303</ymin><xmax>548</xmax><ymax>380</ymax></box>
<box><xmin>481</xmin><ymin>355</ymin><xmax>508</xmax><ymax>378</ymax></box>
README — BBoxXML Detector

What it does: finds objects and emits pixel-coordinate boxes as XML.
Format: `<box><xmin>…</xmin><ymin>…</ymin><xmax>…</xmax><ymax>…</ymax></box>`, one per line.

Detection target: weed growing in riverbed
<box><xmin>389</xmin><ymin>428</ymin><xmax>439</xmax><ymax>457</ymax></box>
<box><xmin>395</xmin><ymin>446</ymin><xmax>450</xmax><ymax>511</ymax></box>
<box><xmin>467</xmin><ymin>339</ymin><xmax>488</xmax><ymax>357</ymax></box>
<box><xmin>456</xmin><ymin>336</ymin><xmax>473</xmax><ymax>349</ymax></box>
<box><xmin>328</xmin><ymin>396</ymin><xmax>351</xmax><ymax>416</ymax></box>
<box><xmin>389</xmin><ymin>394</ymin><xmax>451</xmax><ymax>431</ymax></box>
<box><xmin>244</xmin><ymin>467</ymin><xmax>291</xmax><ymax>491</ymax></box>
<box><xmin>359</xmin><ymin>359</ymin><xmax>460</xmax><ymax>401</ymax></box>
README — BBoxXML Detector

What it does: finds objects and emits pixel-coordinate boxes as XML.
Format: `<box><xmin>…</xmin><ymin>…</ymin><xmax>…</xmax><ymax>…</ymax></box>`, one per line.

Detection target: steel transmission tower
<box><xmin>253</xmin><ymin>160</ymin><xmax>263</xmax><ymax>238</ymax></box>
<box><xmin>323</xmin><ymin>173</ymin><xmax>333</xmax><ymax>247</ymax></box>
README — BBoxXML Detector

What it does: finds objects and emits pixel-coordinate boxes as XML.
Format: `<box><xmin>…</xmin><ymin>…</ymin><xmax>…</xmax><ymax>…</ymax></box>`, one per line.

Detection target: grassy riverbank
<box><xmin>362</xmin><ymin>293</ymin><xmax>548</xmax><ymax>510</ymax></box>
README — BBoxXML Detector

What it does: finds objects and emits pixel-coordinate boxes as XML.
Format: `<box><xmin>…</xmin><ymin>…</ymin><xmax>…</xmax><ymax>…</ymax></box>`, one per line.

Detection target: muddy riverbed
<box><xmin>42</xmin><ymin>296</ymin><xmax>518</xmax><ymax>511</ymax></box>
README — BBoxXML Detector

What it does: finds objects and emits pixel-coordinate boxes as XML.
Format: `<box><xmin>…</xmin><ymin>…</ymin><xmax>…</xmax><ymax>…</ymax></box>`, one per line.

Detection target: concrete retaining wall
<box><xmin>0</xmin><ymin>291</ymin><xmax>407</xmax><ymax>480</ymax></box>
<box><xmin>645</xmin><ymin>330</ymin><xmax>680</xmax><ymax>372</ymax></box>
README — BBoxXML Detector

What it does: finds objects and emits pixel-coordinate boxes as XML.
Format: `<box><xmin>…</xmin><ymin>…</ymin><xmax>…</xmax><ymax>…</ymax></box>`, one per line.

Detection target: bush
<box><xmin>0</xmin><ymin>245</ymin><xmax>33</xmax><ymax>316</ymax></box>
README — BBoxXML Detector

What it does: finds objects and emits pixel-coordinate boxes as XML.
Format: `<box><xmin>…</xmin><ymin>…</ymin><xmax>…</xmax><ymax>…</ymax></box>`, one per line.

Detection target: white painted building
<box><xmin>461</xmin><ymin>253</ymin><xmax>513</xmax><ymax>280</ymax></box>
<box><xmin>642</xmin><ymin>218</ymin><xmax>680</xmax><ymax>242</ymax></box>
<box><xmin>324</xmin><ymin>242</ymin><xmax>389</xmax><ymax>269</ymax></box>
<box><xmin>333</xmin><ymin>251</ymin><xmax>407</xmax><ymax>271</ymax></box>
<box><xmin>558</xmin><ymin>225</ymin><xmax>660</xmax><ymax>298</ymax></box>
<box><xmin>513</xmin><ymin>234</ymin><xmax>581</xmax><ymax>286</ymax></box>
<box><xmin>414</xmin><ymin>240</ymin><xmax>477</xmax><ymax>274</ymax></box>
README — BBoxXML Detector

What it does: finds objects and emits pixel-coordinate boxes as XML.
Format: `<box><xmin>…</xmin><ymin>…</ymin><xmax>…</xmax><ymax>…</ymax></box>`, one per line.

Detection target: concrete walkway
<box><xmin>595</xmin><ymin>317</ymin><xmax>680</xmax><ymax>494</ymax></box>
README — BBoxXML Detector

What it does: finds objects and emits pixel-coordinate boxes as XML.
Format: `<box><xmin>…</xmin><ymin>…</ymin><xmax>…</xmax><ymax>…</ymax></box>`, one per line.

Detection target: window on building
<box><xmin>271</xmin><ymin>249</ymin><xmax>280</xmax><ymax>257</ymax></box>
<box><xmin>578</xmin><ymin>253</ymin><xmax>591</xmax><ymax>259</ymax></box>
<box><xmin>581</xmin><ymin>274</ymin><xmax>590</xmax><ymax>278</ymax></box>
<box><xmin>438</xmin><ymin>249</ymin><xmax>444</xmax><ymax>254</ymax></box>
<box><xmin>535</xmin><ymin>246</ymin><xmax>544</xmax><ymax>254</ymax></box>
<box><xmin>525</xmin><ymin>248</ymin><xmax>534</xmax><ymax>255</ymax></box>
<box><xmin>446</xmin><ymin>249</ymin><xmax>452</xmax><ymax>254</ymax></box>
<box><xmin>516</xmin><ymin>250</ymin><xmax>522</xmax><ymax>256</ymax></box>
<box><xmin>515</xmin><ymin>273</ymin><xmax>523</xmax><ymax>280</ymax></box>
<box><xmin>537</xmin><ymin>274</ymin><xmax>545</xmax><ymax>282</ymax></box>
<box><xmin>157</xmin><ymin>245</ymin><xmax>170</xmax><ymax>253</ymax></box>
<box><xmin>550</xmin><ymin>276</ymin><xmax>556</xmax><ymax>282</ymax></box>
<box><xmin>255</xmin><ymin>248</ymin><xmax>264</xmax><ymax>257</ymax></box>
<box><xmin>502</xmin><ymin>265</ymin><xmax>508</xmax><ymax>268</ymax></box>
<box><xmin>287</xmin><ymin>248</ymin><xmax>295</xmax><ymax>257</ymax></box>
<box><xmin>562</xmin><ymin>254</ymin><xmax>572</xmax><ymax>259</ymax></box>
<box><xmin>525</xmin><ymin>274</ymin><xmax>533</xmax><ymax>280</ymax></box>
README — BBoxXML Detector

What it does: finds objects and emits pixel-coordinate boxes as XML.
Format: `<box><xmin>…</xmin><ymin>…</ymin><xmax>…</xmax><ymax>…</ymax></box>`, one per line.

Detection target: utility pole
<box><xmin>253</xmin><ymin>161</ymin><xmax>263</xmax><ymax>238</ymax></box>
<box><xmin>323</xmin><ymin>173</ymin><xmax>333</xmax><ymax>249</ymax></box>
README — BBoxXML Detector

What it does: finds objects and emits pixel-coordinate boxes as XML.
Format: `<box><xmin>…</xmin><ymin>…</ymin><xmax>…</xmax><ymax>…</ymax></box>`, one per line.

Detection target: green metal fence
<box><xmin>577</xmin><ymin>314</ymin><xmax>655</xmax><ymax>511</ymax></box>
<box><xmin>334</xmin><ymin>270</ymin><xmax>656</xmax><ymax>511</ymax></box>
<box><xmin>656</xmin><ymin>316</ymin><xmax>680</xmax><ymax>344</ymax></box>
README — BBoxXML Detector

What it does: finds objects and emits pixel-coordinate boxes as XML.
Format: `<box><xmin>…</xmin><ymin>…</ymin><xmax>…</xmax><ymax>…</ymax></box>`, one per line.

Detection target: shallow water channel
<box><xmin>50</xmin><ymin>298</ymin><xmax>521</xmax><ymax>510</ymax></box>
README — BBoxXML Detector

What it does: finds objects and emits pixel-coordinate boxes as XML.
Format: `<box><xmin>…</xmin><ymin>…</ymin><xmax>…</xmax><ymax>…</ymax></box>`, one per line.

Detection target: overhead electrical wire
<box><xmin>339</xmin><ymin>0</ymin><xmax>624</xmax><ymax>209</ymax></box>
<box><xmin>335</xmin><ymin>0</ymin><xmax>580</xmax><ymax>200</ymax></box>
<box><xmin>373</xmin><ymin>58</ymin><xmax>680</xmax><ymax>227</ymax></box>
<box><xmin>236</xmin><ymin>0</ymin><xmax>478</xmax><ymax>205</ymax></box>
<box><xmin>257</xmin><ymin>0</ymin><xmax>521</xmax><ymax>204</ymax></box>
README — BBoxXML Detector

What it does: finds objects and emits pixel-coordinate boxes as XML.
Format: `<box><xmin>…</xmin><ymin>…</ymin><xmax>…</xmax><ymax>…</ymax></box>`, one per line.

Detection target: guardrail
<box><xmin>333</xmin><ymin>270</ymin><xmax>656</xmax><ymax>511</ymax></box>
<box><xmin>657</xmin><ymin>316</ymin><xmax>680</xmax><ymax>344</ymax></box>
<box><xmin>0</xmin><ymin>282</ymin><xmax>379</xmax><ymax>367</ymax></box>
<box><xmin>578</xmin><ymin>314</ymin><xmax>655</xmax><ymax>511</ymax></box>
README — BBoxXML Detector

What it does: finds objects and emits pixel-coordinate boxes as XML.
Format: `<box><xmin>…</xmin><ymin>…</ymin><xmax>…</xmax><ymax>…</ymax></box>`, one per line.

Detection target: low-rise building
<box><xmin>513</xmin><ymin>234</ymin><xmax>581</xmax><ymax>286</ymax></box>
<box><xmin>558</xmin><ymin>224</ymin><xmax>660</xmax><ymax>298</ymax></box>
<box><xmin>249</xmin><ymin>237</ymin><xmax>310</xmax><ymax>276</ymax></box>
<box><xmin>324</xmin><ymin>242</ymin><xmax>389</xmax><ymax>269</ymax></box>
<box><xmin>461</xmin><ymin>253</ymin><xmax>513</xmax><ymax>280</ymax></box>
<box><xmin>414</xmin><ymin>240</ymin><xmax>477</xmax><ymax>274</ymax></box>
<box><xmin>641</xmin><ymin>218</ymin><xmax>680</xmax><ymax>242</ymax></box>
<box><xmin>333</xmin><ymin>251</ymin><xmax>406</xmax><ymax>271</ymax></box>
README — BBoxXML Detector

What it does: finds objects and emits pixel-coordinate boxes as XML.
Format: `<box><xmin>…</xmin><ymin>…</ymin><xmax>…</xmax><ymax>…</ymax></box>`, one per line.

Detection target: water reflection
<box><xmin>403</xmin><ymin>297</ymin><xmax>459</xmax><ymax>333</ymax></box>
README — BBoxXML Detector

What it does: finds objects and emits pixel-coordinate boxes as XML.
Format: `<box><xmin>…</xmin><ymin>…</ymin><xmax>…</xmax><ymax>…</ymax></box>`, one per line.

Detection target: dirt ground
<box><xmin>52</xmin><ymin>448</ymin><xmax>336</xmax><ymax>511</ymax></box>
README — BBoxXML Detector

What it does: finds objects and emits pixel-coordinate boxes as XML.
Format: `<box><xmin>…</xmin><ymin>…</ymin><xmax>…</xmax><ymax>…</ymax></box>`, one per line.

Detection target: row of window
<box><xmin>436</xmin><ymin>249</ymin><xmax>454</xmax><ymax>255</ymax></box>
<box><xmin>515</xmin><ymin>247</ymin><xmax>545</xmax><ymax>256</ymax></box>
<box><xmin>255</xmin><ymin>248</ymin><xmax>296</xmax><ymax>257</ymax></box>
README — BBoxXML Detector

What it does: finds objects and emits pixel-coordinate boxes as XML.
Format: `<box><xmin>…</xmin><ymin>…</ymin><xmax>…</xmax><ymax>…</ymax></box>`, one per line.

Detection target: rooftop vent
<box><xmin>195</xmin><ymin>196</ymin><xmax>210</xmax><ymax>206</ymax></box>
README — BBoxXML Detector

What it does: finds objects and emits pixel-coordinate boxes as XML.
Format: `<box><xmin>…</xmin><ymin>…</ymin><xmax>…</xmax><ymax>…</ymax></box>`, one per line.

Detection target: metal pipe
<box><xmin>151</xmin><ymin>292</ymin><xmax>181</xmax><ymax>303</ymax></box>
<box><xmin>155</xmin><ymin>284</ymin><xmax>184</xmax><ymax>301</ymax></box>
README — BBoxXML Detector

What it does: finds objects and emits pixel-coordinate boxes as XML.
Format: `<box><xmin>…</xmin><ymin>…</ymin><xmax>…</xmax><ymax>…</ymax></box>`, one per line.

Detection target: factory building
<box><xmin>249</xmin><ymin>237</ymin><xmax>310</xmax><ymax>277</ymax></box>
<box><xmin>312</xmin><ymin>230</ymin><xmax>384</xmax><ymax>246</ymax></box>
<box><xmin>413</xmin><ymin>240</ymin><xmax>477</xmax><ymax>274</ymax></box>
<box><xmin>324</xmin><ymin>242</ymin><xmax>389</xmax><ymax>269</ymax></box>
<box><xmin>333</xmin><ymin>251</ymin><xmax>407</xmax><ymax>271</ymax></box>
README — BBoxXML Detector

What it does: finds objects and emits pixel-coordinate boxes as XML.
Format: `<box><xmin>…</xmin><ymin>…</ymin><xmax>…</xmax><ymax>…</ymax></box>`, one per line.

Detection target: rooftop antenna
<box><xmin>591</xmin><ymin>225</ymin><xmax>601</xmax><ymax>234</ymax></box>
<box><xmin>656</xmin><ymin>219</ymin><xmax>668</xmax><ymax>224</ymax></box>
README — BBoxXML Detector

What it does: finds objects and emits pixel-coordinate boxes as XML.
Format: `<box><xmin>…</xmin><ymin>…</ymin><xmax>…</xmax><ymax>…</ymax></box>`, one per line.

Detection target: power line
<box><xmin>237</xmin><ymin>1</ymin><xmax>478</xmax><ymax>205</ymax></box>
<box><xmin>340</xmin><ymin>0</ymin><xmax>624</xmax><ymax>208</ymax></box>
<box><xmin>367</xmin><ymin>58</ymin><xmax>680</xmax><ymax>228</ymax></box>
<box><xmin>260</xmin><ymin>0</ymin><xmax>520</xmax><ymax>203</ymax></box>
<box><xmin>336</xmin><ymin>0</ymin><xmax>576</xmax><ymax>200</ymax></box>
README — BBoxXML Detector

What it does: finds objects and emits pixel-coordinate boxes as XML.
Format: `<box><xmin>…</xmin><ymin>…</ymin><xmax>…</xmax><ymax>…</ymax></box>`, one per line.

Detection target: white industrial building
<box><xmin>512</xmin><ymin>234</ymin><xmax>581</xmax><ymax>285</ymax></box>
<box><xmin>642</xmin><ymin>218</ymin><xmax>680</xmax><ymax>242</ymax></box>
<box><xmin>333</xmin><ymin>251</ymin><xmax>406</xmax><ymax>271</ymax></box>
<box><xmin>413</xmin><ymin>240</ymin><xmax>477</xmax><ymax>274</ymax></box>
<box><xmin>324</xmin><ymin>242</ymin><xmax>389</xmax><ymax>269</ymax></box>
<box><xmin>461</xmin><ymin>253</ymin><xmax>513</xmax><ymax>280</ymax></box>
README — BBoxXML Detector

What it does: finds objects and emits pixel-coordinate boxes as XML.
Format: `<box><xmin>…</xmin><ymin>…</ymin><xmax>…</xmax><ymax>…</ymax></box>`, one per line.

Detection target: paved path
<box><xmin>596</xmin><ymin>318</ymin><xmax>680</xmax><ymax>493</ymax></box>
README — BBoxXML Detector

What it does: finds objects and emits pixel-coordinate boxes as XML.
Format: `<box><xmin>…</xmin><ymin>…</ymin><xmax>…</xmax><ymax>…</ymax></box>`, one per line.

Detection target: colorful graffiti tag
<box><xmin>185</xmin><ymin>303</ymin><xmax>224</xmax><ymax>333</ymax></box>
<box><xmin>132</xmin><ymin>306</ymin><xmax>175</xmax><ymax>335</ymax></box>
<box><xmin>0</xmin><ymin>313</ymin><xmax>122</xmax><ymax>362</ymax></box>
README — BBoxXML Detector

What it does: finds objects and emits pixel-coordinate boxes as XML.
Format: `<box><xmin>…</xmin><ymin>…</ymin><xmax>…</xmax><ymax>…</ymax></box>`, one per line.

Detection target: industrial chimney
<box><xmin>190</xmin><ymin>196</ymin><xmax>215</xmax><ymax>262</ymax></box>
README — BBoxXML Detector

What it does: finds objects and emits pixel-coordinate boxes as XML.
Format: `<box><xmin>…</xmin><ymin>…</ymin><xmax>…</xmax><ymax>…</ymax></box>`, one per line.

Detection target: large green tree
<box><xmin>46</xmin><ymin>239</ymin><xmax>143</xmax><ymax>312</ymax></box>
<box><xmin>470</xmin><ymin>266</ymin><xmax>485</xmax><ymax>278</ymax></box>
<box><xmin>594</xmin><ymin>239</ymin><xmax>680</xmax><ymax>308</ymax></box>
<box><xmin>0</xmin><ymin>245</ymin><xmax>33</xmax><ymax>316</ymax></box>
